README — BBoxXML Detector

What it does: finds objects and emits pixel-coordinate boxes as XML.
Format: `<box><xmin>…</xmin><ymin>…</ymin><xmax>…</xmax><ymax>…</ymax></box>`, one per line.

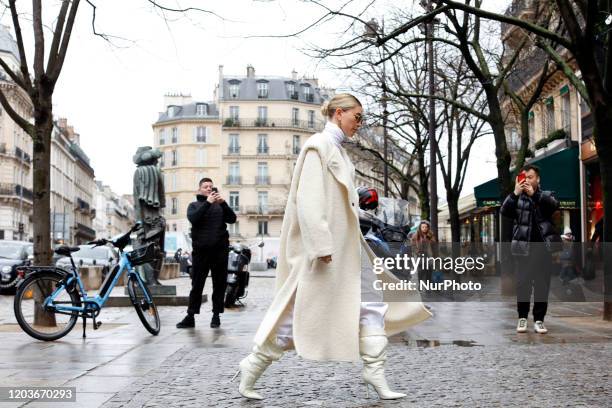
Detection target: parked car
<box><xmin>55</xmin><ymin>244</ymin><xmax>119</xmax><ymax>277</ymax></box>
<box><xmin>0</xmin><ymin>240</ymin><xmax>33</xmax><ymax>294</ymax></box>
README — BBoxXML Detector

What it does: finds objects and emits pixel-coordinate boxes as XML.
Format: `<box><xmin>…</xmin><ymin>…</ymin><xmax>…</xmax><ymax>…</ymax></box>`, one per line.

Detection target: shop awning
<box><xmin>473</xmin><ymin>145</ymin><xmax>579</xmax><ymax>208</ymax></box>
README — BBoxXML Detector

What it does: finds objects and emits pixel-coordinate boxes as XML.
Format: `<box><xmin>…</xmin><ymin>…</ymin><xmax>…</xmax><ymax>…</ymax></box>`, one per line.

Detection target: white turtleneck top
<box><xmin>324</xmin><ymin>121</ymin><xmax>346</xmax><ymax>147</ymax></box>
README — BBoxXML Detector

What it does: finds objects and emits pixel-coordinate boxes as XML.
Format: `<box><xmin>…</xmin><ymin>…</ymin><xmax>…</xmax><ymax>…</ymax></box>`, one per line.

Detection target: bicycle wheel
<box><xmin>14</xmin><ymin>272</ymin><xmax>81</xmax><ymax>341</ymax></box>
<box><xmin>127</xmin><ymin>275</ymin><xmax>160</xmax><ymax>335</ymax></box>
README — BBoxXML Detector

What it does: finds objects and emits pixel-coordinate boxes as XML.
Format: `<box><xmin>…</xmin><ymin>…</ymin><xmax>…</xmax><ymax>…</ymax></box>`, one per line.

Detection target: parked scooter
<box><xmin>358</xmin><ymin>187</ymin><xmax>413</xmax><ymax>280</ymax></box>
<box><xmin>224</xmin><ymin>241</ymin><xmax>263</xmax><ymax>307</ymax></box>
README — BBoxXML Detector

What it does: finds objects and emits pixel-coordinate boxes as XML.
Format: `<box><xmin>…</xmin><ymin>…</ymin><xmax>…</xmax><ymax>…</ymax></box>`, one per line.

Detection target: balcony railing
<box><xmin>290</xmin><ymin>92</ymin><xmax>299</xmax><ymax>100</ymax></box>
<box><xmin>222</xmin><ymin>117</ymin><xmax>324</xmax><ymax>131</ymax></box>
<box><xmin>228</xmin><ymin>146</ymin><xmax>241</xmax><ymax>155</ymax></box>
<box><xmin>0</xmin><ymin>183</ymin><xmax>33</xmax><ymax>202</ymax></box>
<box><xmin>305</xmin><ymin>94</ymin><xmax>314</xmax><ymax>102</ymax></box>
<box><xmin>226</xmin><ymin>176</ymin><xmax>242</xmax><ymax>185</ymax></box>
<box><xmin>258</xmin><ymin>91</ymin><xmax>269</xmax><ymax>99</ymax></box>
<box><xmin>255</xmin><ymin>176</ymin><xmax>270</xmax><ymax>185</ymax></box>
<box><xmin>257</xmin><ymin>146</ymin><xmax>269</xmax><ymax>154</ymax></box>
<box><xmin>242</xmin><ymin>205</ymin><xmax>285</xmax><ymax>216</ymax></box>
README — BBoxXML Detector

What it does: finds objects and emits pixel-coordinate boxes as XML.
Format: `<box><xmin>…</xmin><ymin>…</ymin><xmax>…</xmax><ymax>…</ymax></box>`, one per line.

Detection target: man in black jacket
<box><xmin>500</xmin><ymin>164</ymin><xmax>560</xmax><ymax>334</ymax></box>
<box><xmin>177</xmin><ymin>177</ymin><xmax>237</xmax><ymax>329</ymax></box>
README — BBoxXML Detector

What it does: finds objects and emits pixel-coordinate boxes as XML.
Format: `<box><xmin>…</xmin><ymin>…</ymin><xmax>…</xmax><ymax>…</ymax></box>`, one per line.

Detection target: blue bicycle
<box><xmin>13</xmin><ymin>223</ymin><xmax>160</xmax><ymax>341</ymax></box>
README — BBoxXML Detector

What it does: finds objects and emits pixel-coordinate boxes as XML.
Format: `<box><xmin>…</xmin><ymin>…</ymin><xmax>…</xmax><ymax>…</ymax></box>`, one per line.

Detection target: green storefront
<box><xmin>473</xmin><ymin>145</ymin><xmax>581</xmax><ymax>241</ymax></box>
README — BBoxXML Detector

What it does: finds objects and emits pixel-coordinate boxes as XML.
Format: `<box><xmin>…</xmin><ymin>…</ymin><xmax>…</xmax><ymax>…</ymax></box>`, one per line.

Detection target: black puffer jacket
<box><xmin>500</xmin><ymin>188</ymin><xmax>561</xmax><ymax>256</ymax></box>
<box><xmin>187</xmin><ymin>195</ymin><xmax>237</xmax><ymax>249</ymax></box>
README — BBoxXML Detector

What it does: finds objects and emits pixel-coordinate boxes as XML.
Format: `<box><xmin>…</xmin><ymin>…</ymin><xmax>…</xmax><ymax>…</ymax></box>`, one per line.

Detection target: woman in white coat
<box><xmin>234</xmin><ymin>93</ymin><xmax>431</xmax><ymax>400</ymax></box>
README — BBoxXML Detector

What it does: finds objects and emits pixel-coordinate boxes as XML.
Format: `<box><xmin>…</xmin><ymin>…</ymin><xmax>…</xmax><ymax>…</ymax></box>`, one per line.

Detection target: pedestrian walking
<box><xmin>501</xmin><ymin>165</ymin><xmax>561</xmax><ymax>334</ymax></box>
<box><xmin>176</xmin><ymin>178</ymin><xmax>237</xmax><ymax>329</ymax></box>
<box><xmin>411</xmin><ymin>220</ymin><xmax>436</xmax><ymax>286</ymax></box>
<box><xmin>233</xmin><ymin>93</ymin><xmax>431</xmax><ymax>400</ymax></box>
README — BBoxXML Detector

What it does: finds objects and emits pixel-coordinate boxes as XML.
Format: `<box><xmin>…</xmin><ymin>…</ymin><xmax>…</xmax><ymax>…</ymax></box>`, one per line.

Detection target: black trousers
<box><xmin>515</xmin><ymin>246</ymin><xmax>553</xmax><ymax>321</ymax></box>
<box><xmin>187</xmin><ymin>243</ymin><xmax>229</xmax><ymax>315</ymax></box>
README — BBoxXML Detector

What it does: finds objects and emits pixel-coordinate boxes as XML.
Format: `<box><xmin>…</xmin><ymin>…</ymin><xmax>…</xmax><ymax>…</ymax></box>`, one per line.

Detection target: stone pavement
<box><xmin>0</xmin><ymin>271</ymin><xmax>611</xmax><ymax>408</ymax></box>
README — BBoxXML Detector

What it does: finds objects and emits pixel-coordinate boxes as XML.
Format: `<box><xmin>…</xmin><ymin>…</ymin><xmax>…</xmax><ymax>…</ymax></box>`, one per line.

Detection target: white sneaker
<box><xmin>516</xmin><ymin>318</ymin><xmax>528</xmax><ymax>333</ymax></box>
<box><xmin>534</xmin><ymin>321</ymin><xmax>548</xmax><ymax>334</ymax></box>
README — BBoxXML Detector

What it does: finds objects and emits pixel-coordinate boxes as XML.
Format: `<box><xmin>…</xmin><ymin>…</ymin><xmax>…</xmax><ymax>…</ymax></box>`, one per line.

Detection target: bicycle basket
<box><xmin>127</xmin><ymin>243</ymin><xmax>157</xmax><ymax>266</ymax></box>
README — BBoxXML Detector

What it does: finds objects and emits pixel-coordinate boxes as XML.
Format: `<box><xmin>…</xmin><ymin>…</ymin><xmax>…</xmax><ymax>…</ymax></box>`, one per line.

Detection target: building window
<box><xmin>159</xmin><ymin>129</ymin><xmax>166</xmax><ymax>145</ymax></box>
<box><xmin>159</xmin><ymin>151</ymin><xmax>165</xmax><ymax>168</ymax></box>
<box><xmin>258</xmin><ymin>191</ymin><xmax>268</xmax><ymax>212</ymax></box>
<box><xmin>562</xmin><ymin>92</ymin><xmax>571</xmax><ymax>134</ymax></box>
<box><xmin>171</xmin><ymin>150</ymin><xmax>178</xmax><ymax>166</ymax></box>
<box><xmin>171</xmin><ymin>197</ymin><xmax>178</xmax><ymax>215</ymax></box>
<box><xmin>230</xmin><ymin>106</ymin><xmax>240</xmax><ymax>120</ymax></box>
<box><xmin>171</xmin><ymin>127</ymin><xmax>178</xmax><ymax>143</ymax></box>
<box><xmin>308</xmin><ymin>110</ymin><xmax>315</xmax><ymax>128</ymax></box>
<box><xmin>287</xmin><ymin>82</ymin><xmax>296</xmax><ymax>99</ymax></box>
<box><xmin>228</xmin><ymin>162</ymin><xmax>240</xmax><ymax>184</ymax></box>
<box><xmin>228</xmin><ymin>221</ymin><xmax>240</xmax><ymax>236</ymax></box>
<box><xmin>171</xmin><ymin>173</ymin><xmax>177</xmax><ymax>191</ymax></box>
<box><xmin>172</xmin><ymin>223</ymin><xmax>177</xmax><ymax>232</ymax></box>
<box><xmin>167</xmin><ymin>106</ymin><xmax>178</xmax><ymax>117</ymax></box>
<box><xmin>302</xmin><ymin>85</ymin><xmax>313</xmax><ymax>102</ymax></box>
<box><xmin>257</xmin><ymin>134</ymin><xmax>269</xmax><ymax>154</ymax></box>
<box><xmin>258</xmin><ymin>220</ymin><xmax>269</xmax><ymax>235</ymax></box>
<box><xmin>196</xmin><ymin>148</ymin><xmax>206</xmax><ymax>166</ymax></box>
<box><xmin>293</xmin><ymin>135</ymin><xmax>301</xmax><ymax>155</ymax></box>
<box><xmin>229</xmin><ymin>191</ymin><xmax>240</xmax><ymax>212</ymax></box>
<box><xmin>292</xmin><ymin>108</ymin><xmax>299</xmax><ymax>126</ymax></box>
<box><xmin>257</xmin><ymin>162</ymin><xmax>269</xmax><ymax>185</ymax></box>
<box><xmin>229</xmin><ymin>134</ymin><xmax>240</xmax><ymax>154</ymax></box>
<box><xmin>195</xmin><ymin>126</ymin><xmax>207</xmax><ymax>143</ymax></box>
<box><xmin>257</xmin><ymin>106</ymin><xmax>268</xmax><ymax>126</ymax></box>
<box><xmin>545</xmin><ymin>98</ymin><xmax>555</xmax><ymax>136</ymax></box>
<box><xmin>257</xmin><ymin>82</ymin><xmax>269</xmax><ymax>98</ymax></box>
<box><xmin>196</xmin><ymin>103</ymin><xmax>207</xmax><ymax>116</ymax></box>
<box><xmin>508</xmin><ymin>127</ymin><xmax>519</xmax><ymax>151</ymax></box>
<box><xmin>229</xmin><ymin>84</ymin><xmax>240</xmax><ymax>99</ymax></box>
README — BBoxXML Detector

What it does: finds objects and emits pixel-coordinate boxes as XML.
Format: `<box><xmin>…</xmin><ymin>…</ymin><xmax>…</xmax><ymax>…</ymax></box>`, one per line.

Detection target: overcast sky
<box><xmin>3</xmin><ymin>0</ymin><xmax>510</xmax><ymax>201</ymax></box>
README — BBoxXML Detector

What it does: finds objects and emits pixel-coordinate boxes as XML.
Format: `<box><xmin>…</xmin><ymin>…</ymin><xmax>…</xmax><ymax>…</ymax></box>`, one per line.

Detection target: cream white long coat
<box><xmin>253</xmin><ymin>128</ymin><xmax>432</xmax><ymax>362</ymax></box>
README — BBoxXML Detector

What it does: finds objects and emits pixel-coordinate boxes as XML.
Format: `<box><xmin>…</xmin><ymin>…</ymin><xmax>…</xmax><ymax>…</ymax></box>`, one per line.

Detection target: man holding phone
<box><xmin>501</xmin><ymin>165</ymin><xmax>560</xmax><ymax>334</ymax></box>
<box><xmin>177</xmin><ymin>177</ymin><xmax>237</xmax><ymax>329</ymax></box>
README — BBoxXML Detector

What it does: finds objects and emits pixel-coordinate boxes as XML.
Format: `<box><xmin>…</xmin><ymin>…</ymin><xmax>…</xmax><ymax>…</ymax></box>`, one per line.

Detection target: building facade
<box><xmin>0</xmin><ymin>25</ymin><xmax>33</xmax><ymax>241</ymax></box>
<box><xmin>93</xmin><ymin>181</ymin><xmax>134</xmax><ymax>239</ymax></box>
<box><xmin>153</xmin><ymin>65</ymin><xmax>327</xmax><ymax>242</ymax></box>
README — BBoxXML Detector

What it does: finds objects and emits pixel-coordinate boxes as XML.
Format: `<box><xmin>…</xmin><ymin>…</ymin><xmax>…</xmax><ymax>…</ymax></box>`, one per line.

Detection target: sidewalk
<box><xmin>0</xmin><ymin>271</ymin><xmax>610</xmax><ymax>407</ymax></box>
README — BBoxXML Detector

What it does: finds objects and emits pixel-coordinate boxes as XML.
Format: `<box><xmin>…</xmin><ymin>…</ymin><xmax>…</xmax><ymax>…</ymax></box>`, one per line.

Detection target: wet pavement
<box><xmin>0</xmin><ymin>271</ymin><xmax>610</xmax><ymax>407</ymax></box>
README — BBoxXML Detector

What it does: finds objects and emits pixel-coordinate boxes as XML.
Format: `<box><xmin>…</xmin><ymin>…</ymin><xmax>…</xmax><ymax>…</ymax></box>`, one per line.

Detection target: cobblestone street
<box><xmin>1</xmin><ymin>272</ymin><xmax>611</xmax><ymax>408</ymax></box>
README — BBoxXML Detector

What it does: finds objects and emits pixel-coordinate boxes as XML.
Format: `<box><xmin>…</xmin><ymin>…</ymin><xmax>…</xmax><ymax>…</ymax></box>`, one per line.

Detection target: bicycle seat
<box><xmin>55</xmin><ymin>246</ymin><xmax>80</xmax><ymax>256</ymax></box>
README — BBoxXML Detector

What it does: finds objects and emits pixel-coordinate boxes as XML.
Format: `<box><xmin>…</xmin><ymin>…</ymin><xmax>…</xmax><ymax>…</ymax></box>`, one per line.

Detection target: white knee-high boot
<box><xmin>233</xmin><ymin>339</ymin><xmax>284</xmax><ymax>400</ymax></box>
<box><xmin>360</xmin><ymin>327</ymin><xmax>407</xmax><ymax>400</ymax></box>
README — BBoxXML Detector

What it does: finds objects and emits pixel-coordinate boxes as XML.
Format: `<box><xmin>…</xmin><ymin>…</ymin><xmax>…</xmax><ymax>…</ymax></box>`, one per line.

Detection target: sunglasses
<box><xmin>353</xmin><ymin>113</ymin><xmax>364</xmax><ymax>123</ymax></box>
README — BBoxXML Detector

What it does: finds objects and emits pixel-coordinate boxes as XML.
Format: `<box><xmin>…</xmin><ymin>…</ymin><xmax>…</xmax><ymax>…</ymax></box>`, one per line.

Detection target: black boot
<box><xmin>210</xmin><ymin>313</ymin><xmax>221</xmax><ymax>328</ymax></box>
<box><xmin>176</xmin><ymin>314</ymin><xmax>195</xmax><ymax>328</ymax></box>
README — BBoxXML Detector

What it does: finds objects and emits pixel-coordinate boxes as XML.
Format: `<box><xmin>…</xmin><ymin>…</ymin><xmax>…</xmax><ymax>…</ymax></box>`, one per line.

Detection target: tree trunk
<box><xmin>32</xmin><ymin>96</ymin><xmax>55</xmax><ymax>327</ymax></box>
<box><xmin>447</xmin><ymin>191</ymin><xmax>461</xmax><ymax>243</ymax></box>
<box><xmin>591</xmin><ymin>104</ymin><xmax>612</xmax><ymax>321</ymax></box>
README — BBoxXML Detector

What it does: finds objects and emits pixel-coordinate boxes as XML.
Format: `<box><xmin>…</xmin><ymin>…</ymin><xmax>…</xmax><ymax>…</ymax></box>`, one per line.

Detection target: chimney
<box><xmin>292</xmin><ymin>69</ymin><xmax>297</xmax><ymax>80</ymax></box>
<box><xmin>246</xmin><ymin>65</ymin><xmax>255</xmax><ymax>78</ymax></box>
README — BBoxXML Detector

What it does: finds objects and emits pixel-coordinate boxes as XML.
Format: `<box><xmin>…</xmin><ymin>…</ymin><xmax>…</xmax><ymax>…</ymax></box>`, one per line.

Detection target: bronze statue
<box><xmin>132</xmin><ymin>146</ymin><xmax>166</xmax><ymax>285</ymax></box>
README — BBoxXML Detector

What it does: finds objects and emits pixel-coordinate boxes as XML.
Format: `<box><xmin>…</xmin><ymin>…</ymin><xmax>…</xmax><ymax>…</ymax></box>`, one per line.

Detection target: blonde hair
<box><xmin>320</xmin><ymin>93</ymin><xmax>362</xmax><ymax>118</ymax></box>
